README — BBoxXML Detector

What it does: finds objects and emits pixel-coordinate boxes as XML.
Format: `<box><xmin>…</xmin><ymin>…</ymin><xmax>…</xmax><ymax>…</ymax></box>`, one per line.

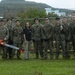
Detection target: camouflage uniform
<box><xmin>41</xmin><ymin>23</ymin><xmax>53</xmax><ymax>59</ymax></box>
<box><xmin>5</xmin><ymin>23</ymin><xmax>14</xmax><ymax>59</ymax></box>
<box><xmin>62</xmin><ymin>23</ymin><xmax>71</xmax><ymax>58</ymax></box>
<box><xmin>31</xmin><ymin>24</ymin><xmax>43</xmax><ymax>59</ymax></box>
<box><xmin>13</xmin><ymin>25</ymin><xmax>23</xmax><ymax>59</ymax></box>
<box><xmin>0</xmin><ymin>25</ymin><xmax>9</xmax><ymax>59</ymax></box>
<box><xmin>54</xmin><ymin>24</ymin><xmax>66</xmax><ymax>59</ymax></box>
<box><xmin>70</xmin><ymin>21</ymin><xmax>75</xmax><ymax>53</ymax></box>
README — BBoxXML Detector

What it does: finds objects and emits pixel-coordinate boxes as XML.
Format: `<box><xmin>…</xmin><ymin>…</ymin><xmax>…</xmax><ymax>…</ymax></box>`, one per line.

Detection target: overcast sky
<box><xmin>0</xmin><ymin>0</ymin><xmax>75</xmax><ymax>10</ymax></box>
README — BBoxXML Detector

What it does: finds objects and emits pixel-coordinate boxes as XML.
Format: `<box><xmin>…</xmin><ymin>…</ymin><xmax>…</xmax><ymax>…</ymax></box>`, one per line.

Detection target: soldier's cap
<box><xmin>0</xmin><ymin>19</ymin><xmax>4</xmax><ymax>22</ymax></box>
<box><xmin>55</xmin><ymin>17</ymin><xmax>60</xmax><ymax>20</ymax></box>
<box><xmin>34</xmin><ymin>18</ymin><xmax>40</xmax><ymax>22</ymax></box>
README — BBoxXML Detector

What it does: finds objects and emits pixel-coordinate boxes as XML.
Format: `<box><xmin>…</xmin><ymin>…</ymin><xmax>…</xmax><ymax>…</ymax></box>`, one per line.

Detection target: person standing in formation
<box><xmin>13</xmin><ymin>20</ymin><xmax>23</xmax><ymax>59</ymax></box>
<box><xmin>0</xmin><ymin>19</ymin><xmax>9</xmax><ymax>59</ymax></box>
<box><xmin>5</xmin><ymin>18</ymin><xmax>14</xmax><ymax>59</ymax></box>
<box><xmin>70</xmin><ymin>15</ymin><xmax>75</xmax><ymax>55</ymax></box>
<box><xmin>41</xmin><ymin>17</ymin><xmax>54</xmax><ymax>59</ymax></box>
<box><xmin>62</xmin><ymin>17</ymin><xmax>71</xmax><ymax>59</ymax></box>
<box><xmin>31</xmin><ymin>18</ymin><xmax>43</xmax><ymax>59</ymax></box>
<box><xmin>54</xmin><ymin>17</ymin><xmax>66</xmax><ymax>59</ymax></box>
<box><xmin>23</xmin><ymin>22</ymin><xmax>31</xmax><ymax>60</ymax></box>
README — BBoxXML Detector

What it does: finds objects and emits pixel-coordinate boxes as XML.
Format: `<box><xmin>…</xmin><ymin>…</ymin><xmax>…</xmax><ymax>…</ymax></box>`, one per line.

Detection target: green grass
<box><xmin>0</xmin><ymin>53</ymin><xmax>75</xmax><ymax>75</ymax></box>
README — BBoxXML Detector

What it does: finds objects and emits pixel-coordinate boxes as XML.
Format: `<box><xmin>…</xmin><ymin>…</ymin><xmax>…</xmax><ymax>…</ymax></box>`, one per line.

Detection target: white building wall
<box><xmin>45</xmin><ymin>8</ymin><xmax>66</xmax><ymax>16</ymax></box>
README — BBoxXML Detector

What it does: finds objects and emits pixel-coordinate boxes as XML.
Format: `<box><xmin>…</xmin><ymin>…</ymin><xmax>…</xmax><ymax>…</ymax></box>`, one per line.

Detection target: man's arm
<box><xmin>4</xmin><ymin>27</ymin><xmax>9</xmax><ymax>41</ymax></box>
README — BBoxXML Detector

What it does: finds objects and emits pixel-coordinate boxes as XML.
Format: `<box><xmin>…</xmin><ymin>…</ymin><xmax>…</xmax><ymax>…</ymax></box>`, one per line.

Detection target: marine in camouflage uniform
<box><xmin>41</xmin><ymin>17</ymin><xmax>54</xmax><ymax>59</ymax></box>
<box><xmin>13</xmin><ymin>20</ymin><xmax>23</xmax><ymax>59</ymax></box>
<box><xmin>0</xmin><ymin>19</ymin><xmax>9</xmax><ymax>59</ymax></box>
<box><xmin>5</xmin><ymin>19</ymin><xmax>14</xmax><ymax>59</ymax></box>
<box><xmin>31</xmin><ymin>18</ymin><xmax>43</xmax><ymax>59</ymax></box>
<box><xmin>70</xmin><ymin>16</ymin><xmax>75</xmax><ymax>54</ymax></box>
<box><xmin>62</xmin><ymin>17</ymin><xmax>71</xmax><ymax>58</ymax></box>
<box><xmin>54</xmin><ymin>17</ymin><xmax>66</xmax><ymax>59</ymax></box>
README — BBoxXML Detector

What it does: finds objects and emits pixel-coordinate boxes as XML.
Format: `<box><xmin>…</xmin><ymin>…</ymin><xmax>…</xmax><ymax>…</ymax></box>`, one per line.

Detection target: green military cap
<box><xmin>55</xmin><ymin>17</ymin><xmax>60</xmax><ymax>20</ymax></box>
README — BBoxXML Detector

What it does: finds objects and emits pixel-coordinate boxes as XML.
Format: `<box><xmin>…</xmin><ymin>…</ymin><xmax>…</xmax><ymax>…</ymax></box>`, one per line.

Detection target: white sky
<box><xmin>26</xmin><ymin>0</ymin><xmax>75</xmax><ymax>10</ymax></box>
<box><xmin>0</xmin><ymin>0</ymin><xmax>75</xmax><ymax>10</ymax></box>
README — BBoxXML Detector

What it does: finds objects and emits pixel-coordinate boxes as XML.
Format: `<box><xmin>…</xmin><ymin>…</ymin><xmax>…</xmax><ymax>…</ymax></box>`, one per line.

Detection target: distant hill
<box><xmin>0</xmin><ymin>0</ymin><xmax>74</xmax><ymax>18</ymax></box>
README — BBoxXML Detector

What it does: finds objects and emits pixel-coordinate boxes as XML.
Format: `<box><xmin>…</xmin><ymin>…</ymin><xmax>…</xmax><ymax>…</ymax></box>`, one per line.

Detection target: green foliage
<box><xmin>48</xmin><ymin>12</ymin><xmax>58</xmax><ymax>17</ymax></box>
<box><xmin>18</xmin><ymin>8</ymin><xmax>47</xmax><ymax>19</ymax></box>
<box><xmin>18</xmin><ymin>8</ymin><xmax>47</xmax><ymax>26</ymax></box>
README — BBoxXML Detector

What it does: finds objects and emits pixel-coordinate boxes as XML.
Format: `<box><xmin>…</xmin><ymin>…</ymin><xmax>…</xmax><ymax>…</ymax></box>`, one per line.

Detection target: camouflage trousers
<box><xmin>56</xmin><ymin>40</ymin><xmax>66</xmax><ymax>58</ymax></box>
<box><xmin>43</xmin><ymin>40</ymin><xmax>53</xmax><ymax>59</ymax></box>
<box><xmin>13</xmin><ymin>43</ymin><xmax>22</xmax><ymax>58</ymax></box>
<box><xmin>72</xmin><ymin>35</ymin><xmax>75</xmax><ymax>53</ymax></box>
<box><xmin>65</xmin><ymin>41</ymin><xmax>70</xmax><ymax>58</ymax></box>
<box><xmin>0</xmin><ymin>46</ymin><xmax>7</xmax><ymax>59</ymax></box>
<box><xmin>33</xmin><ymin>40</ymin><xmax>43</xmax><ymax>59</ymax></box>
<box><xmin>7</xmin><ymin>39</ymin><xmax>13</xmax><ymax>59</ymax></box>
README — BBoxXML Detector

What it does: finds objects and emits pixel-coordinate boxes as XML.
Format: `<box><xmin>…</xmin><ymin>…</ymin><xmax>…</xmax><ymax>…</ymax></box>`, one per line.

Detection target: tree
<box><xmin>18</xmin><ymin>8</ymin><xmax>47</xmax><ymax>26</ymax></box>
<box><xmin>18</xmin><ymin>8</ymin><xmax>47</xmax><ymax>19</ymax></box>
<box><xmin>48</xmin><ymin>12</ymin><xmax>58</xmax><ymax>17</ymax></box>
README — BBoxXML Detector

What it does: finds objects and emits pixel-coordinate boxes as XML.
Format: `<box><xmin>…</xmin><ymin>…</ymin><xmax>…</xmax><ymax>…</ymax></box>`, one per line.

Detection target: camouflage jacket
<box><xmin>0</xmin><ymin>25</ymin><xmax>9</xmax><ymax>40</ymax></box>
<box><xmin>41</xmin><ymin>23</ymin><xmax>53</xmax><ymax>40</ymax></box>
<box><xmin>5</xmin><ymin>23</ymin><xmax>14</xmax><ymax>40</ymax></box>
<box><xmin>70</xmin><ymin>21</ymin><xmax>75</xmax><ymax>40</ymax></box>
<box><xmin>31</xmin><ymin>23</ymin><xmax>42</xmax><ymax>41</ymax></box>
<box><xmin>70</xmin><ymin>21</ymin><xmax>75</xmax><ymax>35</ymax></box>
<box><xmin>62</xmin><ymin>23</ymin><xmax>71</xmax><ymax>41</ymax></box>
<box><xmin>54</xmin><ymin>24</ymin><xmax>66</xmax><ymax>41</ymax></box>
<box><xmin>12</xmin><ymin>25</ymin><xmax>23</xmax><ymax>44</ymax></box>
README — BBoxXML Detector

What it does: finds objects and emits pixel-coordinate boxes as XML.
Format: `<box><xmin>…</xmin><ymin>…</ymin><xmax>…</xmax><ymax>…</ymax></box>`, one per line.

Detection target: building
<box><xmin>45</xmin><ymin>8</ymin><xmax>66</xmax><ymax>16</ymax></box>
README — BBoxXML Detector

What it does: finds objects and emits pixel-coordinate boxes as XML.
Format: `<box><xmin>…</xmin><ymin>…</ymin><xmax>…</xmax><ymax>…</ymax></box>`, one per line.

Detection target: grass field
<box><xmin>0</xmin><ymin>53</ymin><xmax>75</xmax><ymax>75</ymax></box>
